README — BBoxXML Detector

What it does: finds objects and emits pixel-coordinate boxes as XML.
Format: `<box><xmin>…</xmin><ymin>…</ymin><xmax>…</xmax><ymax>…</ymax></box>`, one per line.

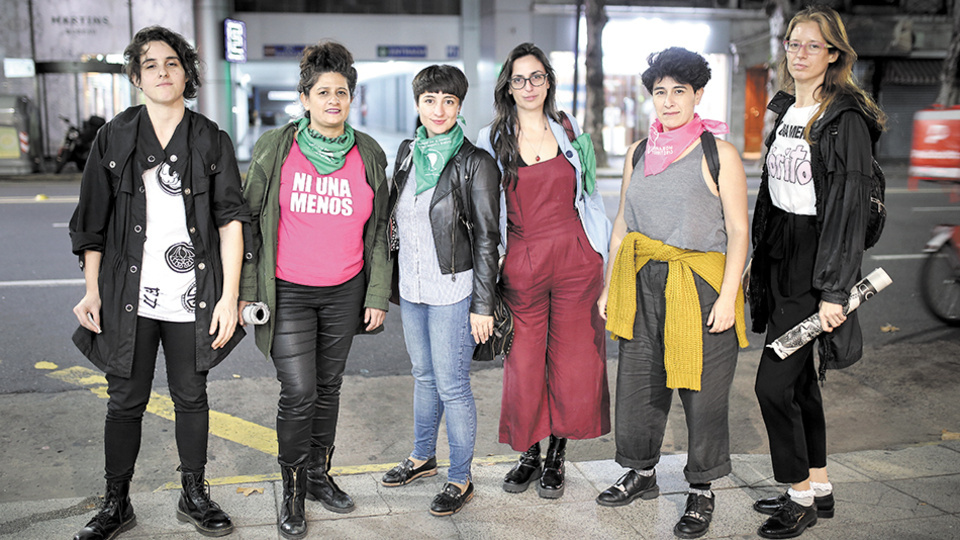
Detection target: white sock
<box><xmin>689</xmin><ymin>487</ymin><xmax>713</xmax><ymax>498</ymax></box>
<box><xmin>633</xmin><ymin>468</ymin><xmax>654</xmax><ymax>477</ymax></box>
<box><xmin>810</xmin><ymin>481</ymin><xmax>833</xmax><ymax>497</ymax></box>
<box><xmin>787</xmin><ymin>487</ymin><xmax>816</xmax><ymax>507</ymax></box>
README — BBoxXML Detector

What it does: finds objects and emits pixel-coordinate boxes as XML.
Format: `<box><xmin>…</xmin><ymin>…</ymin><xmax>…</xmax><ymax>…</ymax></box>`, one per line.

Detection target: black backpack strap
<box><xmin>632</xmin><ymin>138</ymin><xmax>648</xmax><ymax>169</ymax></box>
<box><xmin>700</xmin><ymin>131</ymin><xmax>721</xmax><ymax>188</ymax></box>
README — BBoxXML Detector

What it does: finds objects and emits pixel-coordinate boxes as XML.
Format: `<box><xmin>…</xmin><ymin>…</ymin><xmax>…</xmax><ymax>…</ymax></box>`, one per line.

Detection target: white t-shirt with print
<box><xmin>766</xmin><ymin>104</ymin><xmax>818</xmax><ymax>216</ymax></box>
<box><xmin>138</xmin><ymin>162</ymin><xmax>196</xmax><ymax>322</ymax></box>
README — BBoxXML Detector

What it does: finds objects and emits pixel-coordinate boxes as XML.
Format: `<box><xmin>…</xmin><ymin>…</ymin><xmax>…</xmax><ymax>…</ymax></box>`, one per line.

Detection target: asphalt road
<box><xmin>1</xmin><ymin>162</ymin><xmax>958</xmax><ymax>506</ymax></box>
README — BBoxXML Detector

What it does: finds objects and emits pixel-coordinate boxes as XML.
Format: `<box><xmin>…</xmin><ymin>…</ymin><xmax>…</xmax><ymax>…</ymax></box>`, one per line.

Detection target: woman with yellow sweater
<box><xmin>595</xmin><ymin>47</ymin><xmax>749</xmax><ymax>540</ymax></box>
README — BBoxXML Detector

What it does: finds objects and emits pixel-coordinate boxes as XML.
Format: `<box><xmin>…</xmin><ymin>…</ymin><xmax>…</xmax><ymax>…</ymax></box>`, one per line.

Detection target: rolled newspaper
<box><xmin>767</xmin><ymin>268</ymin><xmax>893</xmax><ymax>359</ymax></box>
<box><xmin>241</xmin><ymin>301</ymin><xmax>270</xmax><ymax>326</ymax></box>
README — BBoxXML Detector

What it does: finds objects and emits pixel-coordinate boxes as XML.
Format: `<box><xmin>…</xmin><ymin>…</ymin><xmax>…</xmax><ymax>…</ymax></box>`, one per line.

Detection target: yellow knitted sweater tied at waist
<box><xmin>606</xmin><ymin>231</ymin><xmax>748</xmax><ymax>391</ymax></box>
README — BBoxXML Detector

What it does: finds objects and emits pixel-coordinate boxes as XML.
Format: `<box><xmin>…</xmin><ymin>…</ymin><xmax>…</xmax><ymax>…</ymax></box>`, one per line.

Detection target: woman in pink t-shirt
<box><xmin>239</xmin><ymin>41</ymin><xmax>391</xmax><ymax>539</ymax></box>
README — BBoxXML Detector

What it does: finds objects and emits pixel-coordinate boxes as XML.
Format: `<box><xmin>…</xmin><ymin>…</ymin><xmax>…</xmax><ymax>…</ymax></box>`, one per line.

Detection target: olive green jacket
<box><xmin>240</xmin><ymin>122</ymin><xmax>391</xmax><ymax>359</ymax></box>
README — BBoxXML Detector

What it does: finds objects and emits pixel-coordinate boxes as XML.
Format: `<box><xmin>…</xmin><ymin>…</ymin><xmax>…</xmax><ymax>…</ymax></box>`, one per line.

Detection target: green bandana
<box><xmin>413</xmin><ymin>122</ymin><xmax>464</xmax><ymax>195</ymax></box>
<box><xmin>295</xmin><ymin>118</ymin><xmax>356</xmax><ymax>174</ymax></box>
<box><xmin>570</xmin><ymin>132</ymin><xmax>597</xmax><ymax>195</ymax></box>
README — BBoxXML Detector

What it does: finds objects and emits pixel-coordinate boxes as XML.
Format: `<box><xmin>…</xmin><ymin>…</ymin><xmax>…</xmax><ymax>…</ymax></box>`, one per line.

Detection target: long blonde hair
<box><xmin>778</xmin><ymin>5</ymin><xmax>886</xmax><ymax>141</ymax></box>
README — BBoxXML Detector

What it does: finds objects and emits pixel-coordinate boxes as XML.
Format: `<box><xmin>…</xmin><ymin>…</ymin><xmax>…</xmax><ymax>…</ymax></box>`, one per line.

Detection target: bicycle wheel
<box><xmin>920</xmin><ymin>241</ymin><xmax>960</xmax><ymax>326</ymax></box>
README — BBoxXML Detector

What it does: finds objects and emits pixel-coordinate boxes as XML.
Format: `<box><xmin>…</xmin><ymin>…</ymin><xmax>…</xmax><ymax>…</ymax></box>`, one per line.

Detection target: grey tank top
<box><xmin>624</xmin><ymin>143</ymin><xmax>726</xmax><ymax>253</ymax></box>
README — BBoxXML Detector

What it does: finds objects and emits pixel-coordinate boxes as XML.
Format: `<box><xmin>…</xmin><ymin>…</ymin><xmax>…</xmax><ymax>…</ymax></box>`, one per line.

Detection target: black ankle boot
<box><xmin>279</xmin><ymin>465</ymin><xmax>308</xmax><ymax>539</ymax></box>
<box><xmin>74</xmin><ymin>480</ymin><xmax>136</xmax><ymax>540</ymax></box>
<box><xmin>176</xmin><ymin>470</ymin><xmax>234</xmax><ymax>537</ymax></box>
<box><xmin>538</xmin><ymin>435</ymin><xmax>566</xmax><ymax>499</ymax></box>
<box><xmin>305</xmin><ymin>445</ymin><xmax>355</xmax><ymax>513</ymax></box>
<box><xmin>503</xmin><ymin>442</ymin><xmax>541</xmax><ymax>493</ymax></box>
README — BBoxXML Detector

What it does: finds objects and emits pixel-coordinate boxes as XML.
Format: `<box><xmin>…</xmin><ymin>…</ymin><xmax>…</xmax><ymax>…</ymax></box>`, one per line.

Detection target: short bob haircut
<box><xmin>297</xmin><ymin>41</ymin><xmax>358</xmax><ymax>100</ymax></box>
<box><xmin>412</xmin><ymin>65</ymin><xmax>468</xmax><ymax>104</ymax></box>
<box><xmin>123</xmin><ymin>26</ymin><xmax>201</xmax><ymax>100</ymax></box>
<box><xmin>641</xmin><ymin>47</ymin><xmax>711</xmax><ymax>94</ymax></box>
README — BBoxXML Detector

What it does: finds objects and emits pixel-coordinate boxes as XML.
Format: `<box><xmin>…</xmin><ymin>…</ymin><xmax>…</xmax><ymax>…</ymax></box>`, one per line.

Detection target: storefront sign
<box><xmin>377</xmin><ymin>46</ymin><xmax>427</xmax><ymax>58</ymax></box>
<box><xmin>224</xmin><ymin>19</ymin><xmax>246</xmax><ymax>63</ymax></box>
<box><xmin>264</xmin><ymin>45</ymin><xmax>306</xmax><ymax>58</ymax></box>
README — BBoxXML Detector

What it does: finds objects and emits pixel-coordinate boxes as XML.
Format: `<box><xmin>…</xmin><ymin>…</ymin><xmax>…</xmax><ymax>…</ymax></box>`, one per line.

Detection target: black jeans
<box><xmin>755</xmin><ymin>207</ymin><xmax>827</xmax><ymax>484</ymax></box>
<box><xmin>104</xmin><ymin>317</ymin><xmax>209</xmax><ymax>481</ymax></box>
<box><xmin>614</xmin><ymin>262</ymin><xmax>739</xmax><ymax>484</ymax></box>
<box><xmin>272</xmin><ymin>273</ymin><xmax>365</xmax><ymax>467</ymax></box>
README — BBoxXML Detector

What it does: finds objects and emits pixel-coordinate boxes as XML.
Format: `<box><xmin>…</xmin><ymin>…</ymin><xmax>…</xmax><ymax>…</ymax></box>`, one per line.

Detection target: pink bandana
<box><xmin>644</xmin><ymin>114</ymin><xmax>729</xmax><ymax>177</ymax></box>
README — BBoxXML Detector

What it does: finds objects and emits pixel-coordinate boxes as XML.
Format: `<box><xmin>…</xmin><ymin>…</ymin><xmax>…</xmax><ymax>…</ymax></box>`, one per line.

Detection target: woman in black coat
<box><xmin>749</xmin><ymin>6</ymin><xmax>885</xmax><ymax>539</ymax></box>
<box><xmin>69</xmin><ymin>26</ymin><xmax>248</xmax><ymax>540</ymax></box>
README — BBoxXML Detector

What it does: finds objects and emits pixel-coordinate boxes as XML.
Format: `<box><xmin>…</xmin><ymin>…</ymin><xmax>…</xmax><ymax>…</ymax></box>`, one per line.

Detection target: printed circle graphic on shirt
<box><xmin>181</xmin><ymin>281</ymin><xmax>197</xmax><ymax>313</ymax></box>
<box><xmin>157</xmin><ymin>162</ymin><xmax>182</xmax><ymax>195</ymax></box>
<box><xmin>165</xmin><ymin>242</ymin><xmax>195</xmax><ymax>273</ymax></box>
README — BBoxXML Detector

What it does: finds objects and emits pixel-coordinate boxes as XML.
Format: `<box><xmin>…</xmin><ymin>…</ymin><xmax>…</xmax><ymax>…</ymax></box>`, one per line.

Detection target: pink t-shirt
<box><xmin>276</xmin><ymin>141</ymin><xmax>373</xmax><ymax>286</ymax></box>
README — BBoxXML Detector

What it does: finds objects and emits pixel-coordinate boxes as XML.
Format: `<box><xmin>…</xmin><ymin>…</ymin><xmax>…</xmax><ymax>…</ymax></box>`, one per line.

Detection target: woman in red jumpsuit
<box><xmin>478</xmin><ymin>42</ymin><xmax>612</xmax><ymax>500</ymax></box>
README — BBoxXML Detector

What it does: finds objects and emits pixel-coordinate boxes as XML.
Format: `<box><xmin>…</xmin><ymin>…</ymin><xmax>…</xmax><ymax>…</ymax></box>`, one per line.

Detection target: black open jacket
<box><xmin>388</xmin><ymin>137</ymin><xmax>501</xmax><ymax>316</ymax></box>
<box><xmin>69</xmin><ymin>106</ymin><xmax>249</xmax><ymax>377</ymax></box>
<box><xmin>750</xmin><ymin>90</ymin><xmax>882</xmax><ymax>372</ymax></box>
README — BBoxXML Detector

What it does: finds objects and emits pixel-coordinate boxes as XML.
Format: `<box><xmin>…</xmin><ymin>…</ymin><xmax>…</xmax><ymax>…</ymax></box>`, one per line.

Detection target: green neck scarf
<box><xmin>413</xmin><ymin>122</ymin><xmax>464</xmax><ymax>195</ymax></box>
<box><xmin>295</xmin><ymin>118</ymin><xmax>356</xmax><ymax>174</ymax></box>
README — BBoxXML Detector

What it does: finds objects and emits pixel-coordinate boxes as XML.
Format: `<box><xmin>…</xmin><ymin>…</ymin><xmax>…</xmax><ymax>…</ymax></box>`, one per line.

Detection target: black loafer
<box><xmin>754</xmin><ymin>492</ymin><xmax>834</xmax><ymax>518</ymax></box>
<box><xmin>758</xmin><ymin>498</ymin><xmax>817</xmax><ymax>539</ymax></box>
<box><xmin>596</xmin><ymin>470</ymin><xmax>660</xmax><ymax>507</ymax></box>
<box><xmin>674</xmin><ymin>492</ymin><xmax>714</xmax><ymax>539</ymax></box>
<box><xmin>381</xmin><ymin>457</ymin><xmax>438</xmax><ymax>487</ymax></box>
<box><xmin>429</xmin><ymin>482</ymin><xmax>474</xmax><ymax>516</ymax></box>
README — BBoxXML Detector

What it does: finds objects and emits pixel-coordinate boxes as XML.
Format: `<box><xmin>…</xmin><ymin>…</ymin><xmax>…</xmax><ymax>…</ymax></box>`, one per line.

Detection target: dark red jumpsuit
<box><xmin>499</xmin><ymin>153</ymin><xmax>610</xmax><ymax>451</ymax></box>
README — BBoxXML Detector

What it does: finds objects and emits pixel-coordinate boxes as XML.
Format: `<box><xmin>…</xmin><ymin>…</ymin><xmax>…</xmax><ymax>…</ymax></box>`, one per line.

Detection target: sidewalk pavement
<box><xmin>3</xmin><ymin>441</ymin><xmax>957</xmax><ymax>539</ymax></box>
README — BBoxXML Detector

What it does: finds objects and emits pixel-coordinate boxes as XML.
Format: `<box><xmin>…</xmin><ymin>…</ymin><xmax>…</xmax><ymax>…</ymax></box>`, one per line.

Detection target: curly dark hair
<box><xmin>123</xmin><ymin>26</ymin><xmax>201</xmax><ymax>100</ymax></box>
<box><xmin>640</xmin><ymin>47</ymin><xmax>711</xmax><ymax>94</ymax></box>
<box><xmin>297</xmin><ymin>41</ymin><xmax>358</xmax><ymax>101</ymax></box>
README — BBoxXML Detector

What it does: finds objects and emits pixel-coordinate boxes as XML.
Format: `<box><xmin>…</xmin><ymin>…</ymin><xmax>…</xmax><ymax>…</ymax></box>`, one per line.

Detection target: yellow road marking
<box><xmin>0</xmin><ymin>196</ymin><xmax>79</xmax><ymax>204</ymax></box>
<box><xmin>156</xmin><ymin>454</ymin><xmax>521</xmax><ymax>491</ymax></box>
<box><xmin>45</xmin><ymin>365</ymin><xmax>278</xmax><ymax>457</ymax></box>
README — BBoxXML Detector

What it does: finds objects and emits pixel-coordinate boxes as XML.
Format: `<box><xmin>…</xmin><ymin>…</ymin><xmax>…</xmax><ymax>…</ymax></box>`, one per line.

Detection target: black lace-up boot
<box><xmin>176</xmin><ymin>470</ymin><xmax>234</xmax><ymax>537</ymax></box>
<box><xmin>73</xmin><ymin>480</ymin><xmax>136</xmax><ymax>540</ymax></box>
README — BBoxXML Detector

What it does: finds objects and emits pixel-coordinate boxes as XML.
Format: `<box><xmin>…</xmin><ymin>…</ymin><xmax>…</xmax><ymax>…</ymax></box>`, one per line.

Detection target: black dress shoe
<box><xmin>758</xmin><ymin>498</ymin><xmax>817</xmax><ymax>539</ymax></box>
<box><xmin>596</xmin><ymin>470</ymin><xmax>660</xmax><ymax>507</ymax></box>
<box><xmin>538</xmin><ymin>435</ymin><xmax>566</xmax><ymax>499</ymax></box>
<box><xmin>503</xmin><ymin>442</ymin><xmax>541</xmax><ymax>493</ymax></box>
<box><xmin>429</xmin><ymin>482</ymin><xmax>474</xmax><ymax>516</ymax></box>
<box><xmin>754</xmin><ymin>492</ymin><xmax>834</xmax><ymax>518</ymax></box>
<box><xmin>674</xmin><ymin>492</ymin><xmax>714</xmax><ymax>539</ymax></box>
<box><xmin>380</xmin><ymin>457</ymin><xmax>438</xmax><ymax>487</ymax></box>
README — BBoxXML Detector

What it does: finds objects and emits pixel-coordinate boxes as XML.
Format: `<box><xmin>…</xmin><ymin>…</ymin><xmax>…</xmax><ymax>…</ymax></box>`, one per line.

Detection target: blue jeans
<box><xmin>400</xmin><ymin>296</ymin><xmax>477</xmax><ymax>484</ymax></box>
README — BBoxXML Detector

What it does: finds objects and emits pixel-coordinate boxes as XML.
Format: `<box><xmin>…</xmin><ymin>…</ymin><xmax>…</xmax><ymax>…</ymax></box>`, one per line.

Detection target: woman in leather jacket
<box><xmin>380</xmin><ymin>65</ymin><xmax>500</xmax><ymax>517</ymax></box>
<box><xmin>749</xmin><ymin>6</ymin><xmax>885</xmax><ymax>539</ymax></box>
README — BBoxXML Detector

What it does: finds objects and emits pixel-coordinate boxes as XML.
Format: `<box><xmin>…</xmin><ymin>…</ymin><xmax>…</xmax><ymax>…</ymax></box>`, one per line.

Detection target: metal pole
<box><xmin>572</xmin><ymin>0</ymin><xmax>583</xmax><ymax>117</ymax></box>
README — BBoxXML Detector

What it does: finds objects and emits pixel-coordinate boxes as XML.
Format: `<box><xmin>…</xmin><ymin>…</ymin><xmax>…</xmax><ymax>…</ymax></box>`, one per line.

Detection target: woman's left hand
<box><xmin>364</xmin><ymin>308</ymin><xmax>386</xmax><ymax>332</ymax></box>
<box><xmin>707</xmin><ymin>295</ymin><xmax>736</xmax><ymax>333</ymax></box>
<box><xmin>818</xmin><ymin>301</ymin><xmax>846</xmax><ymax>333</ymax></box>
<box><xmin>210</xmin><ymin>296</ymin><xmax>239</xmax><ymax>349</ymax></box>
<box><xmin>471</xmin><ymin>313</ymin><xmax>494</xmax><ymax>344</ymax></box>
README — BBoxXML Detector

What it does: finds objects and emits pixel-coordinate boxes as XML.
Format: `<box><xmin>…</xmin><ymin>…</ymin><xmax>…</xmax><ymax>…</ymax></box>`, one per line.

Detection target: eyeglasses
<box><xmin>783</xmin><ymin>40</ymin><xmax>833</xmax><ymax>55</ymax></box>
<box><xmin>509</xmin><ymin>73</ymin><xmax>547</xmax><ymax>90</ymax></box>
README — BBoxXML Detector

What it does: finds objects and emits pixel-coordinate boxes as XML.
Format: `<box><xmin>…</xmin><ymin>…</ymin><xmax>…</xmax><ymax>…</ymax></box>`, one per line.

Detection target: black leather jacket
<box><xmin>388</xmin><ymin>138</ymin><xmax>501</xmax><ymax>316</ymax></box>
<box><xmin>750</xmin><ymin>90</ymin><xmax>882</xmax><ymax>373</ymax></box>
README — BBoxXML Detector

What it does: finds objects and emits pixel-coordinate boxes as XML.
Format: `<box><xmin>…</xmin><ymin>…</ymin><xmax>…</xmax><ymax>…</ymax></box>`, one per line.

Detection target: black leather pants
<box><xmin>272</xmin><ymin>273</ymin><xmax>365</xmax><ymax>467</ymax></box>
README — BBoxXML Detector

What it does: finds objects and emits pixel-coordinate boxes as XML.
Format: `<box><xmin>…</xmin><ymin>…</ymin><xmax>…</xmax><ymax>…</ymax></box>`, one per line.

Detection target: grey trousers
<box><xmin>614</xmin><ymin>262</ymin><xmax>739</xmax><ymax>484</ymax></box>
